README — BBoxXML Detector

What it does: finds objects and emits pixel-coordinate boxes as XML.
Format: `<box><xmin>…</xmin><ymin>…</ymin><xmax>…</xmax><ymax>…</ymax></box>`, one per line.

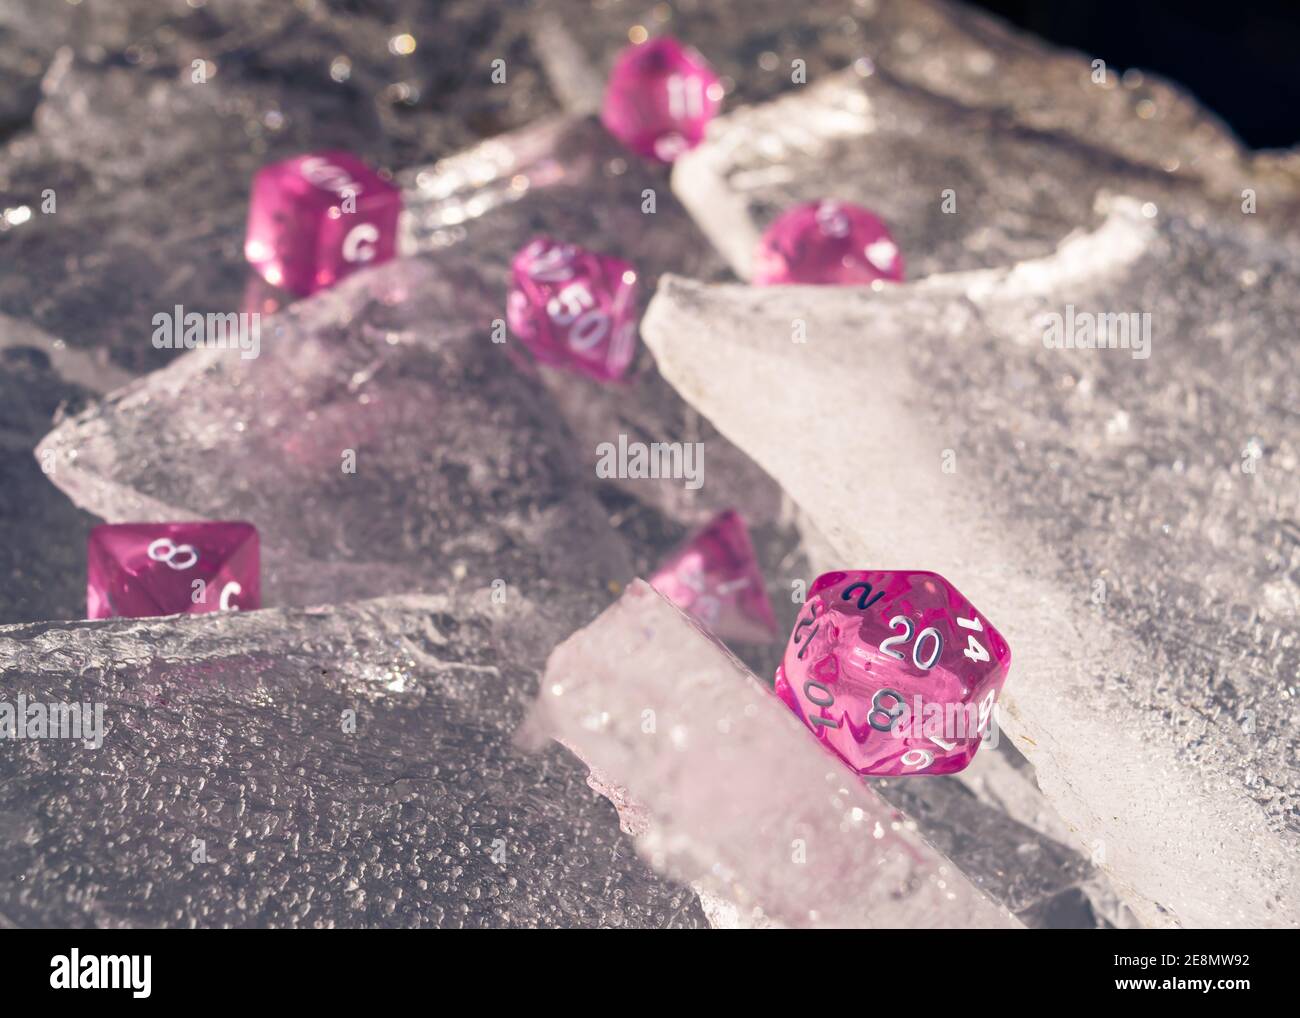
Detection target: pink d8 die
<box><xmin>244</xmin><ymin>151</ymin><xmax>401</xmax><ymax>296</ymax></box>
<box><xmin>753</xmin><ymin>200</ymin><xmax>904</xmax><ymax>286</ymax></box>
<box><xmin>601</xmin><ymin>36</ymin><xmax>723</xmax><ymax>162</ymax></box>
<box><xmin>87</xmin><ymin>522</ymin><xmax>260</xmax><ymax>620</ymax></box>
<box><xmin>775</xmin><ymin>570</ymin><xmax>1010</xmax><ymax>776</ymax></box>
<box><xmin>507</xmin><ymin>237</ymin><xmax>639</xmax><ymax>383</ymax></box>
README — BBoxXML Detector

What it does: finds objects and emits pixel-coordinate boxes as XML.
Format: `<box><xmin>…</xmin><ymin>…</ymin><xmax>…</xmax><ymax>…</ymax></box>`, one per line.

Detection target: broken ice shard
<box><xmin>36</xmin><ymin>260</ymin><xmax>631</xmax><ymax>623</ymax></box>
<box><xmin>87</xmin><ymin>521</ymin><xmax>260</xmax><ymax>619</ymax></box>
<box><xmin>648</xmin><ymin>510</ymin><xmax>777</xmax><ymax>644</ymax></box>
<box><xmin>641</xmin><ymin>198</ymin><xmax>1300</xmax><ymax>927</ymax></box>
<box><xmin>0</xmin><ymin>593</ymin><xmax>706</xmax><ymax>927</ymax></box>
<box><xmin>669</xmin><ymin>67</ymin><xmax>1272</xmax><ymax>283</ymax></box>
<box><xmin>0</xmin><ymin>50</ymin><xmax>406</xmax><ymax>379</ymax></box>
<box><xmin>538</xmin><ymin>0</ymin><xmax>1279</xmax><ymax>221</ymax></box>
<box><xmin>396</xmin><ymin>115</ymin><xmax>795</xmax><ymax>538</ymax></box>
<box><xmin>528</xmin><ymin>579</ymin><xmax>1020</xmax><ymax>929</ymax></box>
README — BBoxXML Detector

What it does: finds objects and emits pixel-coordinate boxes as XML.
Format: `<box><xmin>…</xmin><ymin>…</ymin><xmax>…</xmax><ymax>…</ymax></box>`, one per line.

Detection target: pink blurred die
<box><xmin>87</xmin><ymin>522</ymin><xmax>260</xmax><ymax>620</ymax></box>
<box><xmin>775</xmin><ymin>570</ymin><xmax>1010</xmax><ymax>776</ymax></box>
<box><xmin>245</xmin><ymin>151</ymin><xmax>401</xmax><ymax>296</ymax></box>
<box><xmin>601</xmin><ymin>36</ymin><xmax>723</xmax><ymax>162</ymax></box>
<box><xmin>507</xmin><ymin>237</ymin><xmax>639</xmax><ymax>383</ymax></box>
<box><xmin>753</xmin><ymin>200</ymin><xmax>904</xmax><ymax>286</ymax></box>
<box><xmin>649</xmin><ymin>510</ymin><xmax>778</xmax><ymax>644</ymax></box>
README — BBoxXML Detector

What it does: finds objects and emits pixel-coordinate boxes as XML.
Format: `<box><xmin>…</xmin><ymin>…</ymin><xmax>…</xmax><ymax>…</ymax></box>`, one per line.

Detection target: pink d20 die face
<box><xmin>775</xmin><ymin>569</ymin><xmax>1010</xmax><ymax>776</ymax></box>
<box><xmin>87</xmin><ymin>522</ymin><xmax>260</xmax><ymax>620</ymax></box>
<box><xmin>601</xmin><ymin>36</ymin><xmax>723</xmax><ymax>163</ymax></box>
<box><xmin>649</xmin><ymin>510</ymin><xmax>779</xmax><ymax>645</ymax></box>
<box><xmin>244</xmin><ymin>151</ymin><xmax>401</xmax><ymax>296</ymax></box>
<box><xmin>507</xmin><ymin>237</ymin><xmax>639</xmax><ymax>383</ymax></box>
<box><xmin>753</xmin><ymin>200</ymin><xmax>905</xmax><ymax>286</ymax></box>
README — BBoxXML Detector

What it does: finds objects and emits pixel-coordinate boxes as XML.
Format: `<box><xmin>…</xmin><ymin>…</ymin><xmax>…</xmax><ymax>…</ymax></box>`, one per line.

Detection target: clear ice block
<box><xmin>641</xmin><ymin>199</ymin><xmax>1300</xmax><ymax>927</ymax></box>
<box><xmin>0</xmin><ymin>592</ymin><xmax>705</xmax><ymax>927</ymax></box>
<box><xmin>36</xmin><ymin>260</ymin><xmax>632</xmax><ymax>624</ymax></box>
<box><xmin>528</xmin><ymin>579</ymin><xmax>1022</xmax><ymax>929</ymax></box>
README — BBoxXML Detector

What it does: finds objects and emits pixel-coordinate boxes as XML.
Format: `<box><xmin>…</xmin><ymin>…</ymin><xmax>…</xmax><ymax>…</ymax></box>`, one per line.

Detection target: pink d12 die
<box><xmin>775</xmin><ymin>570</ymin><xmax>1010</xmax><ymax>776</ymax></box>
<box><xmin>649</xmin><ymin>510</ymin><xmax>778</xmax><ymax>644</ymax></box>
<box><xmin>87</xmin><ymin>522</ymin><xmax>260</xmax><ymax>620</ymax></box>
<box><xmin>753</xmin><ymin>200</ymin><xmax>905</xmax><ymax>286</ymax></box>
<box><xmin>601</xmin><ymin>36</ymin><xmax>723</xmax><ymax>162</ymax></box>
<box><xmin>244</xmin><ymin>151</ymin><xmax>401</xmax><ymax>296</ymax></box>
<box><xmin>507</xmin><ymin>237</ymin><xmax>639</xmax><ymax>382</ymax></box>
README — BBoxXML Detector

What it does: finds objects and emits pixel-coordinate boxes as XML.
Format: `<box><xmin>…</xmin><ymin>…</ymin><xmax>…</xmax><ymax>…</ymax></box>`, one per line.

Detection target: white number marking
<box><xmin>147</xmin><ymin>538</ymin><xmax>198</xmax><ymax>571</ymax></box>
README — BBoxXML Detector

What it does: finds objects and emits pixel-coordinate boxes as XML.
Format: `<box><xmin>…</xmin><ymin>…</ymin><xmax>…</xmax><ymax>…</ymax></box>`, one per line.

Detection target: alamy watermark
<box><xmin>1041</xmin><ymin>304</ymin><xmax>1151</xmax><ymax>360</ymax></box>
<box><xmin>50</xmin><ymin>950</ymin><xmax>150</xmax><ymax>998</ymax></box>
<box><xmin>0</xmin><ymin>694</ymin><xmax>104</xmax><ymax>749</ymax></box>
<box><xmin>595</xmin><ymin>434</ymin><xmax>704</xmax><ymax>490</ymax></box>
<box><xmin>152</xmin><ymin>304</ymin><xmax>261</xmax><ymax>360</ymax></box>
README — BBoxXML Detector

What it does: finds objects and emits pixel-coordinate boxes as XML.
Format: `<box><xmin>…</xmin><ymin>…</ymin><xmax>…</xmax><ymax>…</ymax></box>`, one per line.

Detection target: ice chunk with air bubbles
<box><xmin>399</xmin><ymin>116</ymin><xmax>790</xmax><ymax>525</ymax></box>
<box><xmin>396</xmin><ymin>115</ymin><xmax>805</xmax><ymax>674</ymax></box>
<box><xmin>527</xmin><ymin>579</ymin><xmax>1021</xmax><ymax>929</ymax></box>
<box><xmin>35</xmin><ymin>259</ymin><xmax>631</xmax><ymax>625</ymax></box>
<box><xmin>537</xmin><ymin>0</ymin><xmax>1294</xmax><ymax>235</ymax></box>
<box><xmin>641</xmin><ymin>199</ymin><xmax>1300</xmax><ymax>928</ymax></box>
<box><xmin>669</xmin><ymin>68</ymin><xmax>1226</xmax><ymax>282</ymax></box>
<box><xmin>0</xmin><ymin>592</ymin><xmax>706</xmax><ymax>927</ymax></box>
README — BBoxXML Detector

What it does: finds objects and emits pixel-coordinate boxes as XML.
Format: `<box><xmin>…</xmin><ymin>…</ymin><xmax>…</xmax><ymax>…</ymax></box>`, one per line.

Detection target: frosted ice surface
<box><xmin>642</xmin><ymin>199</ymin><xmax>1300</xmax><ymax>927</ymax></box>
<box><xmin>529</xmin><ymin>579</ymin><xmax>1021</xmax><ymax>929</ymax></box>
<box><xmin>36</xmin><ymin>260</ymin><xmax>631</xmax><ymax>625</ymax></box>
<box><xmin>671</xmin><ymin>66</ymin><xmax>1282</xmax><ymax>282</ymax></box>
<box><xmin>1</xmin><ymin>0</ymin><xmax>557</xmax><ymax>165</ymax></box>
<box><xmin>0</xmin><ymin>593</ymin><xmax>706</xmax><ymax>927</ymax></box>
<box><xmin>538</xmin><ymin>0</ymin><xmax>1292</xmax><ymax>229</ymax></box>
<box><xmin>0</xmin><ymin>318</ymin><xmax>107</xmax><ymax>625</ymax></box>
<box><xmin>400</xmin><ymin>116</ymin><xmax>783</xmax><ymax>527</ymax></box>
<box><xmin>399</xmin><ymin>116</ymin><xmax>801</xmax><ymax>672</ymax></box>
<box><xmin>0</xmin><ymin>5</ymin><xmax>557</xmax><ymax>376</ymax></box>
<box><xmin>0</xmin><ymin>53</ymin><xmax>386</xmax><ymax>377</ymax></box>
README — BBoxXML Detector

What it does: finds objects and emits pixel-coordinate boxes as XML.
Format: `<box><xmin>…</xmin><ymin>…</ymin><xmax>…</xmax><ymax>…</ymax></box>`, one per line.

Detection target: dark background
<box><xmin>972</xmin><ymin>0</ymin><xmax>1299</xmax><ymax>148</ymax></box>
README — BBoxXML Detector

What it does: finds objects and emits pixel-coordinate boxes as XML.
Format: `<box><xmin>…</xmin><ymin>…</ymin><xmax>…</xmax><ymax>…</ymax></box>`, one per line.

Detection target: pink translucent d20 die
<box><xmin>753</xmin><ymin>200</ymin><xmax>905</xmax><ymax>286</ymax></box>
<box><xmin>649</xmin><ymin>510</ymin><xmax>778</xmax><ymax>644</ymax></box>
<box><xmin>87</xmin><ymin>522</ymin><xmax>260</xmax><ymax>620</ymax></box>
<box><xmin>507</xmin><ymin>237</ymin><xmax>639</xmax><ymax>383</ymax></box>
<box><xmin>775</xmin><ymin>569</ymin><xmax>1010</xmax><ymax>776</ymax></box>
<box><xmin>601</xmin><ymin>36</ymin><xmax>723</xmax><ymax>162</ymax></box>
<box><xmin>244</xmin><ymin>151</ymin><xmax>401</xmax><ymax>296</ymax></box>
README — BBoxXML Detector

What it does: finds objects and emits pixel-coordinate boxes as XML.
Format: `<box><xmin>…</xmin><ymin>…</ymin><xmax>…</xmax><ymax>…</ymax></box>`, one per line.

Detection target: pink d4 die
<box><xmin>775</xmin><ymin>570</ymin><xmax>1010</xmax><ymax>776</ymax></box>
<box><xmin>245</xmin><ymin>151</ymin><xmax>401</xmax><ymax>296</ymax></box>
<box><xmin>507</xmin><ymin>237</ymin><xmax>639</xmax><ymax>382</ymax></box>
<box><xmin>87</xmin><ymin>522</ymin><xmax>260</xmax><ymax>620</ymax></box>
<box><xmin>753</xmin><ymin>200</ymin><xmax>905</xmax><ymax>286</ymax></box>
<box><xmin>601</xmin><ymin>36</ymin><xmax>723</xmax><ymax>162</ymax></box>
<box><xmin>649</xmin><ymin>510</ymin><xmax>778</xmax><ymax>644</ymax></box>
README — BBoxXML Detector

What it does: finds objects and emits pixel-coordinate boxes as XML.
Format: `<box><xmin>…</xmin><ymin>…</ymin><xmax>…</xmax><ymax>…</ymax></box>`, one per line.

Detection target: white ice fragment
<box><xmin>528</xmin><ymin>579</ymin><xmax>1020</xmax><ymax>929</ymax></box>
<box><xmin>641</xmin><ymin>223</ymin><xmax>1300</xmax><ymax>927</ymax></box>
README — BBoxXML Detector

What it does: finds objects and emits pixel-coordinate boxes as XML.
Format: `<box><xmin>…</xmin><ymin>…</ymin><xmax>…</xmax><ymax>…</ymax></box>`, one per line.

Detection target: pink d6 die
<box><xmin>87</xmin><ymin>522</ymin><xmax>260</xmax><ymax>620</ymax></box>
<box><xmin>775</xmin><ymin>570</ymin><xmax>1010</xmax><ymax>776</ymax></box>
<box><xmin>753</xmin><ymin>200</ymin><xmax>904</xmax><ymax>286</ymax></box>
<box><xmin>244</xmin><ymin>151</ymin><xmax>401</xmax><ymax>296</ymax></box>
<box><xmin>601</xmin><ymin>36</ymin><xmax>723</xmax><ymax>162</ymax></box>
<box><xmin>507</xmin><ymin>237</ymin><xmax>639</xmax><ymax>383</ymax></box>
<box><xmin>649</xmin><ymin>510</ymin><xmax>779</xmax><ymax>645</ymax></box>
